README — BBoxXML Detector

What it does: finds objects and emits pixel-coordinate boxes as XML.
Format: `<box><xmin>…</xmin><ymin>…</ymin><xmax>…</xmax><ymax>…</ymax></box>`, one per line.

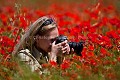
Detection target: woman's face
<box><xmin>36</xmin><ymin>27</ymin><xmax>59</xmax><ymax>52</ymax></box>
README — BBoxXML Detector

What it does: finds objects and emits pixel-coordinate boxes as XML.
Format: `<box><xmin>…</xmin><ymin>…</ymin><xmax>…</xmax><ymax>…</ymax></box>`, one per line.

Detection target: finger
<box><xmin>60</xmin><ymin>40</ymin><xmax>68</xmax><ymax>46</ymax></box>
<box><xmin>70</xmin><ymin>48</ymin><xmax>74</xmax><ymax>54</ymax></box>
<box><xmin>62</xmin><ymin>43</ymin><xmax>68</xmax><ymax>48</ymax></box>
<box><xmin>63</xmin><ymin>42</ymin><xmax>70</xmax><ymax>49</ymax></box>
<box><xmin>62</xmin><ymin>46</ymin><xmax>68</xmax><ymax>51</ymax></box>
<box><xmin>52</xmin><ymin>40</ymin><xmax>56</xmax><ymax>46</ymax></box>
<box><xmin>58</xmin><ymin>46</ymin><xmax>63</xmax><ymax>49</ymax></box>
<box><xmin>62</xmin><ymin>50</ymin><xmax>67</xmax><ymax>54</ymax></box>
<box><xmin>71</xmin><ymin>48</ymin><xmax>74</xmax><ymax>52</ymax></box>
<box><xmin>68</xmin><ymin>47</ymin><xmax>70</xmax><ymax>52</ymax></box>
<box><xmin>62</xmin><ymin>47</ymin><xmax>70</xmax><ymax>54</ymax></box>
<box><xmin>62</xmin><ymin>48</ymin><xmax>70</xmax><ymax>54</ymax></box>
<box><xmin>56</xmin><ymin>40</ymin><xmax>68</xmax><ymax>46</ymax></box>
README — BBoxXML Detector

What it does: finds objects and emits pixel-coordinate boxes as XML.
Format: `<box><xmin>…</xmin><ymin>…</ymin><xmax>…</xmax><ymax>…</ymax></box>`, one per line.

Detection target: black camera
<box><xmin>55</xmin><ymin>35</ymin><xmax>84</xmax><ymax>56</ymax></box>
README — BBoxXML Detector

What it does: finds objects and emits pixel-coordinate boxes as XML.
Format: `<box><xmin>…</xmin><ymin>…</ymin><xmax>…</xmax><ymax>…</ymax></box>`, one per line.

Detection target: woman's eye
<box><xmin>50</xmin><ymin>39</ymin><xmax>55</xmax><ymax>43</ymax></box>
<box><xmin>51</xmin><ymin>39</ymin><xmax>54</xmax><ymax>43</ymax></box>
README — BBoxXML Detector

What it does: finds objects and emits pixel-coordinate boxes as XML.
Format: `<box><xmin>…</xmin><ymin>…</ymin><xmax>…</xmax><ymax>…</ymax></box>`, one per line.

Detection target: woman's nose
<box><xmin>49</xmin><ymin>41</ymin><xmax>52</xmax><ymax>46</ymax></box>
<box><xmin>49</xmin><ymin>43</ymin><xmax>52</xmax><ymax>46</ymax></box>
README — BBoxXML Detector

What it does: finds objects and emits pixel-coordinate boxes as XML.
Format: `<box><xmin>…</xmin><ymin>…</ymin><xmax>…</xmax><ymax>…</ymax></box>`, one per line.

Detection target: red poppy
<box><xmin>7</xmin><ymin>26</ymin><xmax>12</xmax><ymax>31</ymax></box>
<box><xmin>117</xmin><ymin>56</ymin><xmax>120</xmax><ymax>62</ymax></box>
<box><xmin>49</xmin><ymin>60</ymin><xmax>57</xmax><ymax>67</ymax></box>
<box><xmin>90</xmin><ymin>59</ymin><xmax>97</xmax><ymax>66</ymax></box>
<box><xmin>87</xmin><ymin>52</ymin><xmax>95</xmax><ymax>57</ymax></box>
<box><xmin>106</xmin><ymin>31</ymin><xmax>119</xmax><ymax>39</ymax></box>
<box><xmin>0</xmin><ymin>28</ymin><xmax>5</xmax><ymax>34</ymax></box>
<box><xmin>81</xmin><ymin>48</ymin><xmax>88</xmax><ymax>58</ymax></box>
<box><xmin>109</xmin><ymin>18</ymin><xmax>119</xmax><ymax>25</ymax></box>
<box><xmin>35</xmin><ymin>10</ymin><xmax>45</xmax><ymax>17</ymax></box>
<box><xmin>88</xmin><ymin>45</ymin><xmax>94</xmax><ymax>51</ymax></box>
<box><xmin>78</xmin><ymin>35</ymin><xmax>86</xmax><ymax>41</ymax></box>
<box><xmin>87</xmin><ymin>33</ymin><xmax>98</xmax><ymax>43</ymax></box>
<box><xmin>0</xmin><ymin>13</ymin><xmax>8</xmax><ymax>25</ymax></box>
<box><xmin>4</xmin><ymin>6</ymin><xmax>14</xmax><ymax>13</ymax></box>
<box><xmin>0</xmin><ymin>49</ymin><xmax>5</xmax><ymax>55</ymax></box>
<box><xmin>19</xmin><ymin>16</ymin><xmax>28</xmax><ymax>29</ymax></box>
<box><xmin>60</xmin><ymin>60</ymin><xmax>70</xmax><ymax>70</ymax></box>
<box><xmin>102</xmin><ymin>17</ymin><xmax>108</xmax><ymax>25</ymax></box>
<box><xmin>100</xmin><ymin>47</ymin><xmax>108</xmax><ymax>57</ymax></box>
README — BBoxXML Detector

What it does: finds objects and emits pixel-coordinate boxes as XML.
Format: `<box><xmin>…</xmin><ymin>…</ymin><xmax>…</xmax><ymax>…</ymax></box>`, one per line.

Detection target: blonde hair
<box><xmin>12</xmin><ymin>15</ymin><xmax>57</xmax><ymax>55</ymax></box>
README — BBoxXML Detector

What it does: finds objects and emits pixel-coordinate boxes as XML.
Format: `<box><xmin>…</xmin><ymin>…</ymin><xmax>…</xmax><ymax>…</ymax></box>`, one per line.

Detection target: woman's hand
<box><xmin>49</xmin><ymin>40</ymin><xmax>70</xmax><ymax>62</ymax></box>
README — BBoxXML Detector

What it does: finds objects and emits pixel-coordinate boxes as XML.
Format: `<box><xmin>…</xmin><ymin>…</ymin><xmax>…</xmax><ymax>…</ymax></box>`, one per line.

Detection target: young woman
<box><xmin>13</xmin><ymin>16</ymin><xmax>70</xmax><ymax>74</ymax></box>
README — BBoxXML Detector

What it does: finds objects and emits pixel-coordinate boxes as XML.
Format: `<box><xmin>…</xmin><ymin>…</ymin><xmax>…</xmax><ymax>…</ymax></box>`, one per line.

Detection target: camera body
<box><xmin>55</xmin><ymin>35</ymin><xmax>83</xmax><ymax>56</ymax></box>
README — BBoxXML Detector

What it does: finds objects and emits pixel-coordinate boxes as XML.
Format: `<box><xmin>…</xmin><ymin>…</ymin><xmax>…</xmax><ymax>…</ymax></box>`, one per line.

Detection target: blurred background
<box><xmin>0</xmin><ymin>0</ymin><xmax>120</xmax><ymax>41</ymax></box>
<box><xmin>0</xmin><ymin>0</ymin><xmax>120</xmax><ymax>11</ymax></box>
<box><xmin>0</xmin><ymin>0</ymin><xmax>120</xmax><ymax>80</ymax></box>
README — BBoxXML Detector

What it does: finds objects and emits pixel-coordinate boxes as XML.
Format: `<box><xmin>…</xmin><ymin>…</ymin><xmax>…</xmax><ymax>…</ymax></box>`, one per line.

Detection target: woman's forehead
<box><xmin>45</xmin><ymin>27</ymin><xmax>59</xmax><ymax>35</ymax></box>
<box><xmin>45</xmin><ymin>33</ymin><xmax>59</xmax><ymax>39</ymax></box>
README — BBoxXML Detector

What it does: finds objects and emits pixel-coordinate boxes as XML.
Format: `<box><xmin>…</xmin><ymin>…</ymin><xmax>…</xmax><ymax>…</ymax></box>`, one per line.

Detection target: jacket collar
<box><xmin>32</xmin><ymin>46</ymin><xmax>49</xmax><ymax>64</ymax></box>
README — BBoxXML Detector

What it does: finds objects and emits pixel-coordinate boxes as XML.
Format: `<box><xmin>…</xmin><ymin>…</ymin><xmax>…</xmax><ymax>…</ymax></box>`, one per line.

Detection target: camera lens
<box><xmin>68</xmin><ymin>42</ymin><xmax>83</xmax><ymax>56</ymax></box>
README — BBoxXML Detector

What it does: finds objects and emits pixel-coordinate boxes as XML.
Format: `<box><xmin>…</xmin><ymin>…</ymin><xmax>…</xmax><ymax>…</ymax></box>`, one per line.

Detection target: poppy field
<box><xmin>0</xmin><ymin>0</ymin><xmax>120</xmax><ymax>80</ymax></box>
